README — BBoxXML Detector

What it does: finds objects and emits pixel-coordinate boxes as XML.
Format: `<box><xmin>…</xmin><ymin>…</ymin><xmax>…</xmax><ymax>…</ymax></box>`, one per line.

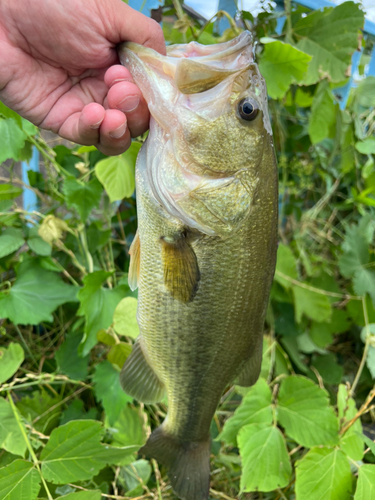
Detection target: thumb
<box><xmin>109</xmin><ymin>0</ymin><xmax>166</xmax><ymax>55</ymax></box>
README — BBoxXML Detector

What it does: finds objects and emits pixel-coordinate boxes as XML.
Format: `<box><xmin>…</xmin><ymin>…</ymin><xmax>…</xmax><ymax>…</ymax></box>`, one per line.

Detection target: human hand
<box><xmin>0</xmin><ymin>0</ymin><xmax>165</xmax><ymax>155</ymax></box>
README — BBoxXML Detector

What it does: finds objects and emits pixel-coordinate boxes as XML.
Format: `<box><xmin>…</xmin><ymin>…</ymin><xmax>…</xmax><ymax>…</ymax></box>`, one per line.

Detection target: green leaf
<box><xmin>55</xmin><ymin>332</ymin><xmax>89</xmax><ymax>381</ymax></box>
<box><xmin>0</xmin><ymin>119</ymin><xmax>27</xmax><ymax>163</ymax></box>
<box><xmin>60</xmin><ymin>400</ymin><xmax>97</xmax><ymax>426</ymax></box>
<box><xmin>218</xmin><ymin>379</ymin><xmax>273</xmax><ymax>446</ymax></box>
<box><xmin>113</xmin><ymin>297</ymin><xmax>139</xmax><ymax>338</ymax></box>
<box><xmin>95</xmin><ymin>142</ymin><xmax>141</xmax><ymax>202</ymax></box>
<box><xmin>0</xmin><ymin>460</ymin><xmax>41</xmax><ymax>500</ymax></box>
<box><xmin>110</xmin><ymin>404</ymin><xmax>146</xmax><ymax>449</ymax></box>
<box><xmin>0</xmin><ymin>260</ymin><xmax>78</xmax><ymax>325</ymax></box>
<box><xmin>294</xmin><ymin>2</ymin><xmax>365</xmax><ymax>85</ymax></box>
<box><xmin>78</xmin><ymin>271</ymin><xmax>128</xmax><ymax>355</ymax></box>
<box><xmin>16</xmin><ymin>390</ymin><xmax>62</xmax><ymax>435</ymax></box>
<box><xmin>27</xmin><ymin>227</ymin><xmax>52</xmax><ymax>256</ymax></box>
<box><xmin>93</xmin><ymin>361</ymin><xmax>132</xmax><ymax>425</ymax></box>
<box><xmin>58</xmin><ymin>491</ymin><xmax>102</xmax><ymax>500</ymax></box>
<box><xmin>40</xmin><ymin>420</ymin><xmax>135</xmax><ymax>483</ymax></box>
<box><xmin>0</xmin><ymin>398</ymin><xmax>27</xmax><ymax>457</ymax></box>
<box><xmin>296</xmin><ymin>447</ymin><xmax>352</xmax><ymax>500</ymax></box>
<box><xmin>0</xmin><ymin>343</ymin><xmax>24</xmax><ymax>384</ymax></box>
<box><xmin>354</xmin><ymin>465</ymin><xmax>375</xmax><ymax>500</ymax></box>
<box><xmin>238</xmin><ymin>423</ymin><xmax>292</xmax><ymax>492</ymax></box>
<box><xmin>0</xmin><ymin>184</ymin><xmax>23</xmax><ymax>201</ymax></box>
<box><xmin>353</xmin><ymin>268</ymin><xmax>375</xmax><ymax>306</ymax></box>
<box><xmin>0</xmin><ymin>102</ymin><xmax>22</xmax><ymax>126</ymax></box>
<box><xmin>311</xmin><ymin>354</ymin><xmax>343</xmax><ymax>385</ymax></box>
<box><xmin>120</xmin><ymin>459</ymin><xmax>151</xmax><ymax>496</ymax></box>
<box><xmin>0</xmin><ymin>228</ymin><xmax>25</xmax><ymax>259</ymax></box>
<box><xmin>308</xmin><ymin>81</ymin><xmax>337</xmax><ymax>144</ymax></box>
<box><xmin>292</xmin><ymin>285</ymin><xmax>331</xmax><ymax>323</ymax></box>
<box><xmin>259</xmin><ymin>39</ymin><xmax>311</xmax><ymax>99</ymax></box>
<box><xmin>337</xmin><ymin>384</ymin><xmax>363</xmax><ymax>460</ymax></box>
<box><xmin>107</xmin><ymin>343</ymin><xmax>132</xmax><ymax>369</ymax></box>
<box><xmin>277</xmin><ymin>376</ymin><xmax>339</xmax><ymax>447</ymax></box>
<box><xmin>63</xmin><ymin>176</ymin><xmax>103</xmax><ymax>222</ymax></box>
<box><xmin>355</xmin><ymin>138</ymin><xmax>375</xmax><ymax>155</ymax></box>
<box><xmin>275</xmin><ymin>243</ymin><xmax>298</xmax><ymax>289</ymax></box>
<box><xmin>339</xmin><ymin>224</ymin><xmax>369</xmax><ymax>278</ymax></box>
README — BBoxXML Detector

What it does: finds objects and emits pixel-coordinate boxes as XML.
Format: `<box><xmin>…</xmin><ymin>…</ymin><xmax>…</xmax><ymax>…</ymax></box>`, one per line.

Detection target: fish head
<box><xmin>118</xmin><ymin>31</ymin><xmax>272</xmax><ymax>177</ymax></box>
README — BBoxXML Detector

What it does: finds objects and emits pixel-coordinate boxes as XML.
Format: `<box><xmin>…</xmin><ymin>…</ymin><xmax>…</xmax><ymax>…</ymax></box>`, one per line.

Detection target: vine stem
<box><xmin>8</xmin><ymin>393</ymin><xmax>53</xmax><ymax>500</ymax></box>
<box><xmin>351</xmin><ymin>296</ymin><xmax>371</xmax><ymax>395</ymax></box>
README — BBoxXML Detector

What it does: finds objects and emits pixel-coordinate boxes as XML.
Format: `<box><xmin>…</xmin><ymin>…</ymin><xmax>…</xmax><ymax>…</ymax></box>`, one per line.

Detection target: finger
<box><xmin>104</xmin><ymin>65</ymin><xmax>134</xmax><ymax>88</ymax></box>
<box><xmin>77</xmin><ymin>103</ymin><xmax>105</xmax><ymax>145</ymax></box>
<box><xmin>97</xmin><ymin>108</ymin><xmax>131</xmax><ymax>156</ymax></box>
<box><xmin>110</xmin><ymin>2</ymin><xmax>166</xmax><ymax>55</ymax></box>
<box><xmin>107</xmin><ymin>80</ymin><xmax>149</xmax><ymax>138</ymax></box>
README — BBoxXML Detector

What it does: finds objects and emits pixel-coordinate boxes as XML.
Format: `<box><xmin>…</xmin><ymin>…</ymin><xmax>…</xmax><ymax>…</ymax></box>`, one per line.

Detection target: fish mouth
<box><xmin>118</xmin><ymin>31</ymin><xmax>254</xmax><ymax>95</ymax></box>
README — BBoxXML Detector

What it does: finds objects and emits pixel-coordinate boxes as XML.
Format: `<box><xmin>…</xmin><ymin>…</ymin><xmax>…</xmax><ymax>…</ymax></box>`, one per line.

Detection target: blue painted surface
<box><xmin>218</xmin><ymin>0</ymin><xmax>235</xmax><ymax>32</ymax></box>
<box><xmin>128</xmin><ymin>0</ymin><xmax>160</xmax><ymax>17</ymax></box>
<box><xmin>367</xmin><ymin>45</ymin><xmax>375</xmax><ymax>77</ymax></box>
<box><xmin>22</xmin><ymin>147</ymin><xmax>39</xmax><ymax>213</ymax></box>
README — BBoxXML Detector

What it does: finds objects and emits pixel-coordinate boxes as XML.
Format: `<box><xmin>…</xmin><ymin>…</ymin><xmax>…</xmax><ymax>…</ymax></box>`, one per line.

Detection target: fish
<box><xmin>118</xmin><ymin>31</ymin><xmax>278</xmax><ymax>500</ymax></box>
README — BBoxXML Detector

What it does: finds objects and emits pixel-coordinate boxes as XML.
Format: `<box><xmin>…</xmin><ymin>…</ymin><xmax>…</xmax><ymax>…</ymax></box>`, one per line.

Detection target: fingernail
<box><xmin>118</xmin><ymin>95</ymin><xmax>140</xmax><ymax>112</ymax></box>
<box><xmin>109</xmin><ymin>124</ymin><xmax>126</xmax><ymax>139</ymax></box>
<box><xmin>90</xmin><ymin>119</ymin><xmax>103</xmax><ymax>130</ymax></box>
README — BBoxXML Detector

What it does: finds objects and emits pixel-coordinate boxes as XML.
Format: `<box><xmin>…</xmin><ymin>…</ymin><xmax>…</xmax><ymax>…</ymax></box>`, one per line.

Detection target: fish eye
<box><xmin>237</xmin><ymin>98</ymin><xmax>259</xmax><ymax>121</ymax></box>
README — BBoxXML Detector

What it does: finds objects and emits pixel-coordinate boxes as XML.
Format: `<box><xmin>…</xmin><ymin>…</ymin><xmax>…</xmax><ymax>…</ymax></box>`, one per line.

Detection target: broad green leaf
<box><xmin>218</xmin><ymin>378</ymin><xmax>273</xmax><ymax>446</ymax></box>
<box><xmin>107</xmin><ymin>343</ymin><xmax>132</xmax><ymax>369</ymax></box>
<box><xmin>0</xmin><ymin>228</ymin><xmax>25</xmax><ymax>259</ymax></box>
<box><xmin>308</xmin><ymin>81</ymin><xmax>337</xmax><ymax>144</ymax></box>
<box><xmin>78</xmin><ymin>271</ymin><xmax>128</xmax><ymax>355</ymax></box>
<box><xmin>0</xmin><ymin>118</ymin><xmax>27</xmax><ymax>163</ymax></box>
<box><xmin>361</xmin><ymin>324</ymin><xmax>375</xmax><ymax>378</ymax></box>
<box><xmin>259</xmin><ymin>39</ymin><xmax>311</xmax><ymax>99</ymax></box>
<box><xmin>0</xmin><ymin>460</ymin><xmax>40</xmax><ymax>500</ymax></box>
<box><xmin>0</xmin><ymin>450</ymin><xmax>18</xmax><ymax>468</ymax></box>
<box><xmin>296</xmin><ymin>447</ymin><xmax>352</xmax><ymax>500</ymax></box>
<box><xmin>40</xmin><ymin>420</ymin><xmax>136</xmax><ymax>483</ymax></box>
<box><xmin>0</xmin><ymin>398</ymin><xmax>27</xmax><ymax>457</ymax></box>
<box><xmin>21</xmin><ymin>118</ymin><xmax>38</xmax><ymax>137</ymax></box>
<box><xmin>337</xmin><ymin>385</ymin><xmax>363</xmax><ymax>460</ymax></box>
<box><xmin>311</xmin><ymin>354</ymin><xmax>343</xmax><ymax>385</ymax></box>
<box><xmin>354</xmin><ymin>465</ymin><xmax>375</xmax><ymax>500</ymax></box>
<box><xmin>27</xmin><ymin>227</ymin><xmax>52</xmax><ymax>256</ymax></box>
<box><xmin>292</xmin><ymin>285</ymin><xmax>331</xmax><ymax>323</ymax></box>
<box><xmin>63</xmin><ymin>176</ymin><xmax>103</xmax><ymax>222</ymax></box>
<box><xmin>0</xmin><ymin>184</ymin><xmax>23</xmax><ymax>201</ymax></box>
<box><xmin>238</xmin><ymin>423</ymin><xmax>292</xmax><ymax>492</ymax></box>
<box><xmin>97</xmin><ymin>328</ymin><xmax>117</xmax><ymax>346</ymax></box>
<box><xmin>16</xmin><ymin>390</ymin><xmax>61</xmax><ymax>435</ymax></box>
<box><xmin>310</xmin><ymin>309</ymin><xmax>350</xmax><ymax>347</ymax></box>
<box><xmin>113</xmin><ymin>297</ymin><xmax>139</xmax><ymax>338</ymax></box>
<box><xmin>0</xmin><ymin>260</ymin><xmax>78</xmax><ymax>325</ymax></box>
<box><xmin>56</xmin><ymin>332</ymin><xmax>89</xmax><ymax>381</ymax></box>
<box><xmin>277</xmin><ymin>376</ymin><xmax>339</xmax><ymax>447</ymax></box>
<box><xmin>120</xmin><ymin>459</ymin><xmax>151</xmax><ymax>496</ymax></box>
<box><xmin>110</xmin><ymin>404</ymin><xmax>146</xmax><ymax>449</ymax></box>
<box><xmin>275</xmin><ymin>243</ymin><xmax>298</xmax><ymax>289</ymax></box>
<box><xmin>0</xmin><ymin>102</ymin><xmax>22</xmax><ymax>126</ymax></box>
<box><xmin>95</xmin><ymin>142</ymin><xmax>141</xmax><ymax>202</ymax></box>
<box><xmin>0</xmin><ymin>343</ymin><xmax>24</xmax><ymax>384</ymax></box>
<box><xmin>355</xmin><ymin>138</ymin><xmax>375</xmax><ymax>155</ymax></box>
<box><xmin>339</xmin><ymin>224</ymin><xmax>369</xmax><ymax>278</ymax></box>
<box><xmin>93</xmin><ymin>361</ymin><xmax>132</xmax><ymax>425</ymax></box>
<box><xmin>58</xmin><ymin>491</ymin><xmax>102</xmax><ymax>500</ymax></box>
<box><xmin>353</xmin><ymin>268</ymin><xmax>375</xmax><ymax>306</ymax></box>
<box><xmin>294</xmin><ymin>2</ymin><xmax>364</xmax><ymax>85</ymax></box>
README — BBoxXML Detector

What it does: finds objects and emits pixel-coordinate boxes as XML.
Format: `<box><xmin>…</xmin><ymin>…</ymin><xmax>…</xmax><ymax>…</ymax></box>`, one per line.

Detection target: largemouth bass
<box><xmin>118</xmin><ymin>31</ymin><xmax>278</xmax><ymax>500</ymax></box>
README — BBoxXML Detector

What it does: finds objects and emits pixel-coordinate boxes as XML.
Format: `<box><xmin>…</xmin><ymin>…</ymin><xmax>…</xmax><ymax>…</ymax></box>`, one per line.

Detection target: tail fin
<box><xmin>140</xmin><ymin>426</ymin><xmax>211</xmax><ymax>500</ymax></box>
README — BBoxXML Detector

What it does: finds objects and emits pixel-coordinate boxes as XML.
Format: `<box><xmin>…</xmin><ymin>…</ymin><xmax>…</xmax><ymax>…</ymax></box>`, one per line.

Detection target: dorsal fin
<box><xmin>161</xmin><ymin>233</ymin><xmax>200</xmax><ymax>302</ymax></box>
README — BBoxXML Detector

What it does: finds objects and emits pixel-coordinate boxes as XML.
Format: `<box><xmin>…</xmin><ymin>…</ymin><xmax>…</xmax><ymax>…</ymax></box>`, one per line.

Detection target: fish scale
<box><xmin>118</xmin><ymin>32</ymin><xmax>278</xmax><ymax>500</ymax></box>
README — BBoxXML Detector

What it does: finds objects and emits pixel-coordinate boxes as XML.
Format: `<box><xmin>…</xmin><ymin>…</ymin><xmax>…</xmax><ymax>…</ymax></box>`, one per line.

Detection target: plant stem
<box><xmin>15</xmin><ymin>325</ymin><xmax>39</xmax><ymax>367</ymax></box>
<box><xmin>351</xmin><ymin>296</ymin><xmax>371</xmax><ymax>395</ymax></box>
<box><xmin>8</xmin><ymin>393</ymin><xmax>53</xmax><ymax>500</ymax></box>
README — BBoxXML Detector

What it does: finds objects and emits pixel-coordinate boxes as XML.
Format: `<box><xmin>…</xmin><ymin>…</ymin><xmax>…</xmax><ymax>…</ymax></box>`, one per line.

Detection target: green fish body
<box><xmin>118</xmin><ymin>32</ymin><xmax>278</xmax><ymax>500</ymax></box>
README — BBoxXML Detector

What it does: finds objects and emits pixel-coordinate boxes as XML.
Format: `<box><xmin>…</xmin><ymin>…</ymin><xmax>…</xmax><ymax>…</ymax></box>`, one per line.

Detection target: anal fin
<box><xmin>161</xmin><ymin>233</ymin><xmax>200</xmax><ymax>303</ymax></box>
<box><xmin>120</xmin><ymin>340</ymin><xmax>165</xmax><ymax>403</ymax></box>
<box><xmin>128</xmin><ymin>230</ymin><xmax>140</xmax><ymax>291</ymax></box>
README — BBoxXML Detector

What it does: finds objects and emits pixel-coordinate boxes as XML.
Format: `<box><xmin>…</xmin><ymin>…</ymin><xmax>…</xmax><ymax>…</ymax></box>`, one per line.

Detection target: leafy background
<box><xmin>0</xmin><ymin>1</ymin><xmax>375</xmax><ymax>499</ymax></box>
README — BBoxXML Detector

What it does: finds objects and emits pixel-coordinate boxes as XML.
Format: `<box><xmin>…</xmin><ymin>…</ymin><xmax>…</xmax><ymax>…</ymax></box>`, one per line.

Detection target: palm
<box><xmin>0</xmin><ymin>0</ymin><xmax>165</xmax><ymax>155</ymax></box>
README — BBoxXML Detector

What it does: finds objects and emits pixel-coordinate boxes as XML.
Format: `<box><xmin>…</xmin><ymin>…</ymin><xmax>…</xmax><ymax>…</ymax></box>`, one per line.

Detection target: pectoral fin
<box><xmin>161</xmin><ymin>233</ymin><xmax>200</xmax><ymax>303</ymax></box>
<box><xmin>128</xmin><ymin>230</ymin><xmax>140</xmax><ymax>291</ymax></box>
<box><xmin>120</xmin><ymin>340</ymin><xmax>165</xmax><ymax>403</ymax></box>
<box><xmin>236</xmin><ymin>342</ymin><xmax>263</xmax><ymax>387</ymax></box>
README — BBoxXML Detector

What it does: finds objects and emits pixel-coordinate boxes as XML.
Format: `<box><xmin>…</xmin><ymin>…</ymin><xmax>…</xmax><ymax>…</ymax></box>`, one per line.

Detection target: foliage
<box><xmin>0</xmin><ymin>1</ymin><xmax>375</xmax><ymax>499</ymax></box>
